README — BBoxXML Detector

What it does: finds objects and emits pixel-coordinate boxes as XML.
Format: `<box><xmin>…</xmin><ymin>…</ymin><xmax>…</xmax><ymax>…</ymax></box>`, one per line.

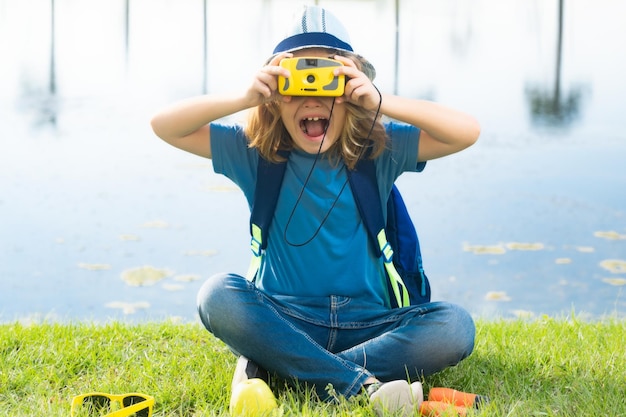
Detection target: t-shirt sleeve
<box><xmin>376</xmin><ymin>121</ymin><xmax>426</xmax><ymax>183</ymax></box>
<box><xmin>209</xmin><ymin>122</ymin><xmax>258</xmax><ymax>204</ymax></box>
<box><xmin>371</xmin><ymin>121</ymin><xmax>426</xmax><ymax>217</ymax></box>
<box><xmin>386</xmin><ymin>121</ymin><xmax>426</xmax><ymax>174</ymax></box>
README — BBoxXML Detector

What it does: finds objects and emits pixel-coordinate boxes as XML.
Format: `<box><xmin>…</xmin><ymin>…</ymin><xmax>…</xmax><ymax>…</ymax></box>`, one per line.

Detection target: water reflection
<box><xmin>9</xmin><ymin>0</ymin><xmax>608</xmax><ymax>128</ymax></box>
<box><xmin>29</xmin><ymin>0</ymin><xmax>58</xmax><ymax>127</ymax></box>
<box><xmin>525</xmin><ymin>0</ymin><xmax>587</xmax><ymax>128</ymax></box>
<box><xmin>49</xmin><ymin>0</ymin><xmax>56</xmax><ymax>96</ymax></box>
<box><xmin>1</xmin><ymin>0</ymin><xmax>625</xmax><ymax>322</ymax></box>
<box><xmin>124</xmin><ymin>0</ymin><xmax>130</xmax><ymax>64</ymax></box>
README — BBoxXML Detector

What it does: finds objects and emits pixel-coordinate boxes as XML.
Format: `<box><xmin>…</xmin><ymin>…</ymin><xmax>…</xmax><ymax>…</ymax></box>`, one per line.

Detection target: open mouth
<box><xmin>300</xmin><ymin>117</ymin><xmax>329</xmax><ymax>137</ymax></box>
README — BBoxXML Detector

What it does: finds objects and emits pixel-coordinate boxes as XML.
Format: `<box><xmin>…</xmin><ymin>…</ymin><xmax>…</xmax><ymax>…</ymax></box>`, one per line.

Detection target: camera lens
<box><xmin>306</xmin><ymin>74</ymin><xmax>316</xmax><ymax>83</ymax></box>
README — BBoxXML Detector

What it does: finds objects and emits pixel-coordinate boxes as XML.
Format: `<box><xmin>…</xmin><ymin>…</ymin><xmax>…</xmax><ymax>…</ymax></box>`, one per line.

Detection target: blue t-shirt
<box><xmin>211</xmin><ymin>121</ymin><xmax>425</xmax><ymax>307</ymax></box>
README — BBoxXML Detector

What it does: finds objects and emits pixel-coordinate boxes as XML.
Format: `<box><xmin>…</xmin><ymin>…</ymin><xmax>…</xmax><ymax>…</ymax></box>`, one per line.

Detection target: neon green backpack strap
<box><xmin>246</xmin><ymin>223</ymin><xmax>263</xmax><ymax>281</ymax></box>
<box><xmin>248</xmin><ymin>151</ymin><xmax>290</xmax><ymax>281</ymax></box>
<box><xmin>377</xmin><ymin>229</ymin><xmax>410</xmax><ymax>307</ymax></box>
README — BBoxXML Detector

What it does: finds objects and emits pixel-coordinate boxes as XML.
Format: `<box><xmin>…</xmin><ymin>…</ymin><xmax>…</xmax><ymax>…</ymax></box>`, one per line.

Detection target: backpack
<box><xmin>246</xmin><ymin>151</ymin><xmax>431</xmax><ymax>308</ymax></box>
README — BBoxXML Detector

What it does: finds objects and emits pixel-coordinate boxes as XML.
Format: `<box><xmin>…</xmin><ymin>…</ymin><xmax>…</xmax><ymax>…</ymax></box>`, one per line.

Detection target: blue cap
<box><xmin>271</xmin><ymin>5</ymin><xmax>376</xmax><ymax>80</ymax></box>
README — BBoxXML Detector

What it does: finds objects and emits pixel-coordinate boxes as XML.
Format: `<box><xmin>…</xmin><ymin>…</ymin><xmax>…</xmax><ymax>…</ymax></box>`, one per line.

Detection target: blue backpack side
<box><xmin>384</xmin><ymin>186</ymin><xmax>431</xmax><ymax>306</ymax></box>
<box><xmin>249</xmin><ymin>152</ymin><xmax>431</xmax><ymax>308</ymax></box>
<box><xmin>347</xmin><ymin>154</ymin><xmax>431</xmax><ymax>307</ymax></box>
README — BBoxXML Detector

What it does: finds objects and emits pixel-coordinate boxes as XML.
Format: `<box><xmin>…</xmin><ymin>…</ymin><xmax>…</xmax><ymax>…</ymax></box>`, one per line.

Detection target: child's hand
<box><xmin>333</xmin><ymin>55</ymin><xmax>381</xmax><ymax>111</ymax></box>
<box><xmin>246</xmin><ymin>52</ymin><xmax>293</xmax><ymax>106</ymax></box>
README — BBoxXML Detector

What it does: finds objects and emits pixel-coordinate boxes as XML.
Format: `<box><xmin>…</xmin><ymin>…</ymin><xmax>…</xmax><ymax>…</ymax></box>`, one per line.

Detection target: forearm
<box><xmin>381</xmin><ymin>94</ymin><xmax>479</xmax><ymax>145</ymax></box>
<box><xmin>380</xmin><ymin>94</ymin><xmax>480</xmax><ymax>160</ymax></box>
<box><xmin>150</xmin><ymin>93</ymin><xmax>251</xmax><ymax>142</ymax></box>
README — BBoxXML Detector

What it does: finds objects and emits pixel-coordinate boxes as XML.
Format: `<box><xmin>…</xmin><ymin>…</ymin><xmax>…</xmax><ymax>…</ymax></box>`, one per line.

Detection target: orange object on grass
<box><xmin>428</xmin><ymin>387</ymin><xmax>489</xmax><ymax>408</ymax></box>
<box><xmin>419</xmin><ymin>400</ymin><xmax>468</xmax><ymax>416</ymax></box>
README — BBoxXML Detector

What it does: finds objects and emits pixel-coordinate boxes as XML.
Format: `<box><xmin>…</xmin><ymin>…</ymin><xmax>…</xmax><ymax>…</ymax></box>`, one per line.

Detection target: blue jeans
<box><xmin>197</xmin><ymin>273</ymin><xmax>475</xmax><ymax>400</ymax></box>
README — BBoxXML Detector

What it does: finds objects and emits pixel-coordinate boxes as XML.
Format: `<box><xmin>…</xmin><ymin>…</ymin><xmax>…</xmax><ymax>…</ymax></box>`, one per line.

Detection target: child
<box><xmin>151</xmin><ymin>5</ymin><xmax>480</xmax><ymax>416</ymax></box>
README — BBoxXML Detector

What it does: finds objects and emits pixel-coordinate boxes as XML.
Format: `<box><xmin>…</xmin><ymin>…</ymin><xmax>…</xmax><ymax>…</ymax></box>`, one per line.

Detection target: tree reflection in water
<box><xmin>525</xmin><ymin>0</ymin><xmax>588</xmax><ymax>129</ymax></box>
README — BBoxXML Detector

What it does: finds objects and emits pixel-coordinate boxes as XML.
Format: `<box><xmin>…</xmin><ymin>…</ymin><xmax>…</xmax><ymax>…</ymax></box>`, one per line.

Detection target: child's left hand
<box><xmin>333</xmin><ymin>55</ymin><xmax>381</xmax><ymax>111</ymax></box>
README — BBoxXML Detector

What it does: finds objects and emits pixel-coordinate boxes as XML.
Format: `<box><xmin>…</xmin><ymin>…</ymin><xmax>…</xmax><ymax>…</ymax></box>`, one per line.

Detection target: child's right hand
<box><xmin>245</xmin><ymin>52</ymin><xmax>293</xmax><ymax>106</ymax></box>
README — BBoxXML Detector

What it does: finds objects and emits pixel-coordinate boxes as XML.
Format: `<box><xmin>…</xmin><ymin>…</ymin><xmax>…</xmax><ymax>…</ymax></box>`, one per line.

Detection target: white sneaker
<box><xmin>410</xmin><ymin>381</ymin><xmax>424</xmax><ymax>408</ymax></box>
<box><xmin>231</xmin><ymin>356</ymin><xmax>270</xmax><ymax>392</ymax></box>
<box><xmin>369</xmin><ymin>380</ymin><xmax>422</xmax><ymax>417</ymax></box>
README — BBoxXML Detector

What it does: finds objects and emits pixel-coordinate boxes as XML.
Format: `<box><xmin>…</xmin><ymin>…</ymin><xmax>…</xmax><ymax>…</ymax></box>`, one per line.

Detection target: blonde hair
<box><xmin>246</xmin><ymin>50</ymin><xmax>387</xmax><ymax>169</ymax></box>
<box><xmin>245</xmin><ymin>96</ymin><xmax>387</xmax><ymax>169</ymax></box>
<box><xmin>245</xmin><ymin>99</ymin><xmax>386</xmax><ymax>170</ymax></box>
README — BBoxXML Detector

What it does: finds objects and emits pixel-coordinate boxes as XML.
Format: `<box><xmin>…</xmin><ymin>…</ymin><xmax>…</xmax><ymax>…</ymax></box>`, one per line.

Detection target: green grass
<box><xmin>1</xmin><ymin>317</ymin><xmax>624</xmax><ymax>416</ymax></box>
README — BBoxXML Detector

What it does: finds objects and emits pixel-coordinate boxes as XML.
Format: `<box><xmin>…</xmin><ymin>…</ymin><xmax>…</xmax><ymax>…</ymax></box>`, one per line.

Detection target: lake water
<box><xmin>1</xmin><ymin>0</ymin><xmax>625</xmax><ymax>323</ymax></box>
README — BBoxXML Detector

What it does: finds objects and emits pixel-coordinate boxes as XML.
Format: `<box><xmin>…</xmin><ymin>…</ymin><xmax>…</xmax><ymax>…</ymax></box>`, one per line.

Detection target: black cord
<box><xmin>284</xmin><ymin>85</ymin><xmax>383</xmax><ymax>247</ymax></box>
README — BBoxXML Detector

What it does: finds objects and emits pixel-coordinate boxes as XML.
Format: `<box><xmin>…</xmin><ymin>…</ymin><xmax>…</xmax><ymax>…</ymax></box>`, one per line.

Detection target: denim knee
<box><xmin>427</xmin><ymin>302</ymin><xmax>475</xmax><ymax>366</ymax></box>
<box><xmin>196</xmin><ymin>272</ymin><xmax>242</xmax><ymax>334</ymax></box>
<box><xmin>445</xmin><ymin>302</ymin><xmax>475</xmax><ymax>359</ymax></box>
<box><xmin>399</xmin><ymin>301</ymin><xmax>475</xmax><ymax>378</ymax></box>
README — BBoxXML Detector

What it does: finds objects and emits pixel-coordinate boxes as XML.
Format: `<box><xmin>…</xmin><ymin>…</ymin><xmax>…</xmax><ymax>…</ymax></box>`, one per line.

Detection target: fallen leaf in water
<box><xmin>485</xmin><ymin>291</ymin><xmax>512</xmax><ymax>301</ymax></box>
<box><xmin>78</xmin><ymin>263</ymin><xmax>112</xmax><ymax>271</ymax></box>
<box><xmin>119</xmin><ymin>234</ymin><xmax>141</xmax><ymax>241</ymax></box>
<box><xmin>463</xmin><ymin>243</ymin><xmax>506</xmax><ymax>255</ymax></box>
<box><xmin>506</xmin><ymin>242</ymin><xmax>544</xmax><ymax>251</ymax></box>
<box><xmin>174</xmin><ymin>274</ymin><xmax>201</xmax><ymax>282</ymax></box>
<box><xmin>141</xmin><ymin>220</ymin><xmax>169</xmax><ymax>229</ymax></box>
<box><xmin>121</xmin><ymin>266</ymin><xmax>172</xmax><ymax>286</ymax></box>
<box><xmin>594</xmin><ymin>231</ymin><xmax>626</xmax><ymax>240</ymax></box>
<box><xmin>555</xmin><ymin>258</ymin><xmax>572</xmax><ymax>264</ymax></box>
<box><xmin>576</xmin><ymin>246</ymin><xmax>595</xmax><ymax>253</ymax></box>
<box><xmin>599</xmin><ymin>259</ymin><xmax>626</xmax><ymax>274</ymax></box>
<box><xmin>602</xmin><ymin>278</ymin><xmax>626</xmax><ymax>286</ymax></box>
<box><xmin>105</xmin><ymin>301</ymin><xmax>150</xmax><ymax>314</ymax></box>
<box><xmin>512</xmin><ymin>309</ymin><xmax>534</xmax><ymax>319</ymax></box>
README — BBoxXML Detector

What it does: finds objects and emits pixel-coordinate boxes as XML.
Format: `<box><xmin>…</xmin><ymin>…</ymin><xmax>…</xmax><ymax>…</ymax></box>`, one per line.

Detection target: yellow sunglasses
<box><xmin>71</xmin><ymin>392</ymin><xmax>154</xmax><ymax>417</ymax></box>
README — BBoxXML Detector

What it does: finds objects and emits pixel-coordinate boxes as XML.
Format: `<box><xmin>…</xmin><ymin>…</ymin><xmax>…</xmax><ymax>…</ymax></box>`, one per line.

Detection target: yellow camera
<box><xmin>278</xmin><ymin>57</ymin><xmax>345</xmax><ymax>97</ymax></box>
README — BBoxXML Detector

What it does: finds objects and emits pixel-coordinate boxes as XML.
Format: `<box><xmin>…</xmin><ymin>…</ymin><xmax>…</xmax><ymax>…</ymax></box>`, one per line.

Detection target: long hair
<box><xmin>245</xmin><ymin>98</ymin><xmax>387</xmax><ymax>170</ymax></box>
<box><xmin>246</xmin><ymin>50</ymin><xmax>387</xmax><ymax>169</ymax></box>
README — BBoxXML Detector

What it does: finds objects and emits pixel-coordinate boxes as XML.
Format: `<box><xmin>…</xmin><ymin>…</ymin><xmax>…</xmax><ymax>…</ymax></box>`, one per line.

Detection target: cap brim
<box><xmin>266</xmin><ymin>48</ymin><xmax>376</xmax><ymax>81</ymax></box>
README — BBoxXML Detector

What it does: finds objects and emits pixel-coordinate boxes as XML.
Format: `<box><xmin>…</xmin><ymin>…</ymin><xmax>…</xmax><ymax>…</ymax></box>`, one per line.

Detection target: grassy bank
<box><xmin>1</xmin><ymin>317</ymin><xmax>624</xmax><ymax>416</ymax></box>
